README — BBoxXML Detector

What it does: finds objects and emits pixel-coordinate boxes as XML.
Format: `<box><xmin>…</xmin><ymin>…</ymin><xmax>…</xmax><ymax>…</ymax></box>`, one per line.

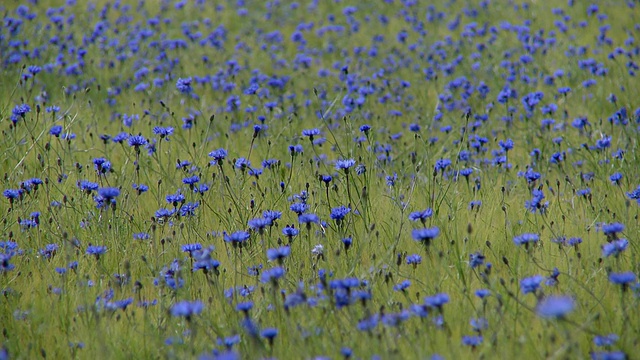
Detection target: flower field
<box><xmin>1</xmin><ymin>1</ymin><xmax>640</xmax><ymax>359</ymax></box>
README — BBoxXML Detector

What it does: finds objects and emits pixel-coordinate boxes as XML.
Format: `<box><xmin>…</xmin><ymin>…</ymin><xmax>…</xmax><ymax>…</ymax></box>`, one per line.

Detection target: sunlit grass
<box><xmin>1</xmin><ymin>0</ymin><xmax>639</xmax><ymax>359</ymax></box>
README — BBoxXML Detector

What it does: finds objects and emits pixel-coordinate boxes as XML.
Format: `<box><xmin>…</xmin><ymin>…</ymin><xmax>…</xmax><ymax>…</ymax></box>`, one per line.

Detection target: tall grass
<box><xmin>1</xmin><ymin>0</ymin><xmax>639</xmax><ymax>359</ymax></box>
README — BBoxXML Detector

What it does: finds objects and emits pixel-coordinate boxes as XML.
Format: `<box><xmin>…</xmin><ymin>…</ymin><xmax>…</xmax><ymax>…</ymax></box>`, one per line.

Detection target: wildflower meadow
<box><xmin>2</xmin><ymin>0</ymin><xmax>640</xmax><ymax>359</ymax></box>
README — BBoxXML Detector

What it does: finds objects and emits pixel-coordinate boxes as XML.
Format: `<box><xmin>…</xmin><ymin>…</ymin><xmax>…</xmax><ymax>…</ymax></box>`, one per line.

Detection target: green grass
<box><xmin>1</xmin><ymin>0</ymin><xmax>640</xmax><ymax>359</ymax></box>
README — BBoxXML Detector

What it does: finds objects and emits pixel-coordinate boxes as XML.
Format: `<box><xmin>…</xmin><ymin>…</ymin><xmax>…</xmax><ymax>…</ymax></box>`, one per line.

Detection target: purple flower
<box><xmin>248</xmin><ymin>217</ymin><xmax>272</xmax><ymax>232</ymax></box>
<box><xmin>469</xmin><ymin>252</ymin><xmax>485</xmax><ymax>269</ymax></box>
<box><xmin>170</xmin><ymin>300</ymin><xmax>204</xmax><ymax>319</ymax></box>
<box><xmin>98</xmin><ymin>187</ymin><xmax>120</xmax><ymax>200</ymax></box>
<box><xmin>406</xmin><ymin>254</ymin><xmax>422</xmax><ymax>266</ymax></box>
<box><xmin>11</xmin><ymin>104</ymin><xmax>31</xmax><ymax>123</ymax></box>
<box><xmin>335</xmin><ymin>159</ymin><xmax>356</xmax><ymax>171</ymax></box>
<box><xmin>260</xmin><ymin>266</ymin><xmax>285</xmax><ymax>284</ymax></box>
<box><xmin>520</xmin><ymin>275</ymin><xmax>544</xmax><ymax>294</ymax></box>
<box><xmin>602</xmin><ymin>223</ymin><xmax>624</xmax><ymax>239</ymax></box>
<box><xmin>602</xmin><ymin>239</ymin><xmax>628</xmax><ymax>258</ymax></box>
<box><xmin>209</xmin><ymin>148</ymin><xmax>228</xmax><ymax>165</ymax></box>
<box><xmin>266</xmin><ymin>246</ymin><xmax>291</xmax><ymax>262</ymax></box>
<box><xmin>412</xmin><ymin>227</ymin><xmax>440</xmax><ymax>244</ymax></box>
<box><xmin>462</xmin><ymin>335</ymin><xmax>483</xmax><ymax>347</ymax></box>
<box><xmin>176</xmin><ymin>77</ymin><xmax>193</xmax><ymax>94</ymax></box>
<box><xmin>223</xmin><ymin>231</ymin><xmax>250</xmax><ymax>246</ymax></box>
<box><xmin>424</xmin><ymin>293</ymin><xmax>449</xmax><ymax>309</ymax></box>
<box><xmin>513</xmin><ymin>233</ymin><xmax>539</xmax><ymax>246</ymax></box>
<box><xmin>128</xmin><ymin>135</ymin><xmax>148</xmax><ymax>147</ymax></box>
<box><xmin>536</xmin><ymin>296</ymin><xmax>575</xmax><ymax>319</ymax></box>
<box><xmin>608</xmin><ymin>272</ymin><xmax>636</xmax><ymax>286</ymax></box>
<box><xmin>408</xmin><ymin>209</ymin><xmax>433</xmax><ymax>223</ymax></box>
<box><xmin>86</xmin><ymin>245</ymin><xmax>107</xmax><ymax>259</ymax></box>
<box><xmin>330</xmin><ymin>205</ymin><xmax>351</xmax><ymax>222</ymax></box>
<box><xmin>282</xmin><ymin>225</ymin><xmax>299</xmax><ymax>239</ymax></box>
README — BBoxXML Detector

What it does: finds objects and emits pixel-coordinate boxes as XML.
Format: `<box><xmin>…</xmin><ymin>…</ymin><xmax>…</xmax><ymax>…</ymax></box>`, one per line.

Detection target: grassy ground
<box><xmin>1</xmin><ymin>0</ymin><xmax>639</xmax><ymax>359</ymax></box>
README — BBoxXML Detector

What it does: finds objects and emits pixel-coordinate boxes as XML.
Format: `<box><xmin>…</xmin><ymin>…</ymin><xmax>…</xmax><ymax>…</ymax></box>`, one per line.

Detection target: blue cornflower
<box><xmin>182</xmin><ymin>243</ymin><xmax>203</xmax><ymax>255</ymax></box>
<box><xmin>128</xmin><ymin>135</ymin><xmax>148</xmax><ymax>148</ymax></box>
<box><xmin>298</xmin><ymin>213</ymin><xmax>319</xmax><ymax>226</ymax></box>
<box><xmin>330</xmin><ymin>205</ymin><xmax>351</xmax><ymax>222</ymax></box>
<box><xmin>434</xmin><ymin>158</ymin><xmax>452</xmax><ymax>172</ymax></box>
<box><xmin>302</xmin><ymin>128</ymin><xmax>321</xmax><ymax>141</ymax></box>
<box><xmin>39</xmin><ymin>243</ymin><xmax>58</xmax><ymax>259</ymax></box>
<box><xmin>546</xmin><ymin>268</ymin><xmax>561</xmax><ymax>286</ymax></box>
<box><xmin>20</xmin><ymin>178</ymin><xmax>42</xmax><ymax>193</ymax></box>
<box><xmin>610</xmin><ymin>173</ymin><xmax>623</xmax><ymax>185</ymax></box>
<box><xmin>133</xmin><ymin>233</ymin><xmax>150</xmax><ymax>241</ymax></box>
<box><xmin>525</xmin><ymin>189</ymin><xmax>548</xmax><ymax>214</ymax></box>
<box><xmin>46</xmin><ymin>105</ymin><xmax>60</xmax><ymax>113</ymax></box>
<box><xmin>261</xmin><ymin>328</ymin><xmax>278</xmax><ymax>344</ymax></box>
<box><xmin>288</xmin><ymin>144</ymin><xmax>303</xmax><ymax>155</ymax></box>
<box><xmin>78</xmin><ymin>180</ymin><xmax>99</xmax><ymax>193</ymax></box>
<box><xmin>602</xmin><ymin>239</ymin><xmax>628</xmax><ymax>258</ymax></box>
<box><xmin>266</xmin><ymin>246</ymin><xmax>291</xmax><ymax>262</ymax></box>
<box><xmin>235</xmin><ymin>158</ymin><xmax>251</xmax><ymax>171</ymax></box>
<box><xmin>520</xmin><ymin>275</ymin><xmax>544</xmax><ymax>294</ymax></box>
<box><xmin>170</xmin><ymin>300</ymin><xmax>204</xmax><ymax>320</ymax></box>
<box><xmin>406</xmin><ymin>254</ymin><xmax>422</xmax><ymax>266</ymax></box>
<box><xmin>50</xmin><ymin>125</ymin><xmax>63</xmax><ymax>137</ymax></box>
<box><xmin>98</xmin><ymin>187</ymin><xmax>120</xmax><ymax>201</ymax></box>
<box><xmin>248</xmin><ymin>217</ymin><xmax>272</xmax><ymax>232</ymax></box>
<box><xmin>236</xmin><ymin>301</ymin><xmax>254</xmax><ymax>314</ymax></box>
<box><xmin>282</xmin><ymin>225</ymin><xmax>299</xmax><ymax>240</ymax></box>
<box><xmin>608</xmin><ymin>272</ymin><xmax>636</xmax><ymax>286</ymax></box>
<box><xmin>627</xmin><ymin>185</ymin><xmax>640</xmax><ymax>203</ymax></box>
<box><xmin>602</xmin><ymin>223</ymin><xmax>624</xmax><ymax>239</ymax></box>
<box><xmin>155</xmin><ymin>208</ymin><xmax>175</xmax><ymax>220</ymax></box>
<box><xmin>393</xmin><ymin>280</ymin><xmax>411</xmax><ymax>292</ymax></box>
<box><xmin>594</xmin><ymin>334</ymin><xmax>619</xmax><ymax>347</ymax></box>
<box><xmin>424</xmin><ymin>293</ymin><xmax>449</xmax><ymax>310</ymax></box>
<box><xmin>166</xmin><ymin>191</ymin><xmax>185</xmax><ymax>206</ymax></box>
<box><xmin>412</xmin><ymin>227</ymin><xmax>440</xmax><ymax>246</ymax></box>
<box><xmin>93</xmin><ymin>158</ymin><xmax>112</xmax><ymax>175</ymax></box>
<box><xmin>223</xmin><ymin>231</ymin><xmax>250</xmax><ymax>246</ymax></box>
<box><xmin>470</xmin><ymin>318</ymin><xmax>489</xmax><ymax>333</ymax></box>
<box><xmin>192</xmin><ymin>246</ymin><xmax>220</xmax><ymax>273</ymax></box>
<box><xmin>262</xmin><ymin>159</ymin><xmax>280</xmax><ymax>169</ymax></box>
<box><xmin>153</xmin><ymin>126</ymin><xmax>174</xmax><ymax>139</ymax></box>
<box><xmin>475</xmin><ymin>289</ymin><xmax>491</xmax><ymax>299</ymax></box>
<box><xmin>499</xmin><ymin>139</ymin><xmax>514</xmax><ymax>151</ymax></box>
<box><xmin>209</xmin><ymin>148</ymin><xmax>227</xmax><ymax>165</ymax></box>
<box><xmin>589</xmin><ymin>351</ymin><xmax>626</xmax><ymax>360</ymax></box>
<box><xmin>469</xmin><ymin>252</ymin><xmax>485</xmax><ymax>269</ymax></box>
<box><xmin>408</xmin><ymin>208</ymin><xmax>433</xmax><ymax>223</ymax></box>
<box><xmin>335</xmin><ymin>159</ymin><xmax>356</xmax><ymax>171</ymax></box>
<box><xmin>176</xmin><ymin>77</ymin><xmax>193</xmax><ymax>94</ymax></box>
<box><xmin>462</xmin><ymin>335</ymin><xmax>483</xmax><ymax>347</ymax></box>
<box><xmin>11</xmin><ymin>104</ymin><xmax>31</xmax><ymax>123</ymax></box>
<box><xmin>341</xmin><ymin>347</ymin><xmax>353</xmax><ymax>358</ymax></box>
<box><xmin>1</xmin><ymin>253</ymin><xmax>15</xmax><ymax>272</ymax></box>
<box><xmin>260</xmin><ymin>266</ymin><xmax>285</xmax><ymax>284</ymax></box>
<box><xmin>3</xmin><ymin>189</ymin><xmax>22</xmax><ymax>203</ymax></box>
<box><xmin>513</xmin><ymin>233</ymin><xmax>539</xmax><ymax>246</ymax></box>
<box><xmin>113</xmin><ymin>132</ymin><xmax>128</xmax><ymax>143</ymax></box>
<box><xmin>182</xmin><ymin>176</ymin><xmax>200</xmax><ymax>187</ymax></box>
<box><xmin>262</xmin><ymin>210</ymin><xmax>282</xmax><ymax>223</ymax></box>
<box><xmin>290</xmin><ymin>202</ymin><xmax>308</xmax><ymax>215</ymax></box>
<box><xmin>357</xmin><ymin>314</ymin><xmax>379</xmax><ymax>332</ymax></box>
<box><xmin>536</xmin><ymin>296</ymin><xmax>575</xmax><ymax>319</ymax></box>
<box><xmin>86</xmin><ymin>245</ymin><xmax>107</xmax><ymax>259</ymax></box>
